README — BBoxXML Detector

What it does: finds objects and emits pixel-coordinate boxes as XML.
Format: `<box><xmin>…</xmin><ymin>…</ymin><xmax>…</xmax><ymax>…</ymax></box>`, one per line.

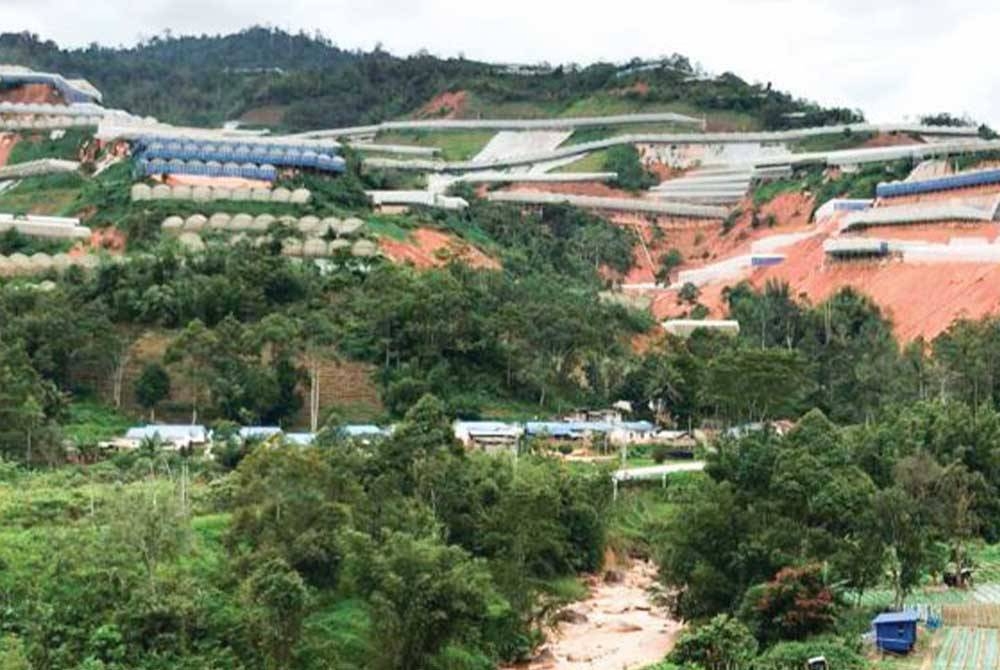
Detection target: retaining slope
<box><xmin>486</xmin><ymin>191</ymin><xmax>728</xmax><ymax>218</ymax></box>
<box><xmin>839</xmin><ymin>201</ymin><xmax>1000</xmax><ymax>232</ymax></box>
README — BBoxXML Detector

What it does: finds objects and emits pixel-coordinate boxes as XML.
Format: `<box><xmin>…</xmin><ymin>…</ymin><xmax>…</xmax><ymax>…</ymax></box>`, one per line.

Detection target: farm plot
<box><xmin>933</xmin><ymin>627</ymin><xmax>999</xmax><ymax>669</ymax></box>
<box><xmin>973</xmin><ymin>584</ymin><xmax>1000</xmax><ymax>604</ymax></box>
<box><xmin>855</xmin><ymin>587</ymin><xmax>975</xmax><ymax>609</ymax></box>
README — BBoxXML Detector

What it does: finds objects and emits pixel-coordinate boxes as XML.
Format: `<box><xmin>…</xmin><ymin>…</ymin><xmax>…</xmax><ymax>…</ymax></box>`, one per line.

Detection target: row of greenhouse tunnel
<box><xmin>132</xmin><ymin>136</ymin><xmax>346</xmax><ymax>180</ymax></box>
<box><xmin>130</xmin><ymin>183</ymin><xmax>312</xmax><ymax>203</ymax></box>
<box><xmin>161</xmin><ymin>213</ymin><xmax>365</xmax><ymax>236</ymax></box>
<box><xmin>173</xmin><ymin>232</ymin><xmax>379</xmax><ymax>259</ymax></box>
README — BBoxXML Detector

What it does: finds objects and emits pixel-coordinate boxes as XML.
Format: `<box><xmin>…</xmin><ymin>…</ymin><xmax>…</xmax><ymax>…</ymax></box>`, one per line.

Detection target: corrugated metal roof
<box><xmin>125</xmin><ymin>425</ymin><xmax>207</xmax><ymax>442</ymax></box>
<box><xmin>873</xmin><ymin>611</ymin><xmax>920</xmax><ymax>625</ymax></box>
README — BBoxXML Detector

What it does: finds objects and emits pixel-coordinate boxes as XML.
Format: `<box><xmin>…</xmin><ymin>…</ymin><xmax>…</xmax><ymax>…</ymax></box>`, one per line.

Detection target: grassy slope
<box><xmin>555</xmin><ymin>149</ymin><xmax>611</xmax><ymax>173</ymax></box>
<box><xmin>374</xmin><ymin>130</ymin><xmax>495</xmax><ymax>161</ymax></box>
<box><xmin>455</xmin><ymin>92</ymin><xmax>759</xmax><ymax>131</ymax></box>
<box><xmin>0</xmin><ymin>172</ymin><xmax>88</xmax><ymax>216</ymax></box>
<box><xmin>6</xmin><ymin>128</ymin><xmax>92</xmax><ymax>165</ymax></box>
<box><xmin>789</xmin><ymin>131</ymin><xmax>875</xmax><ymax>154</ymax></box>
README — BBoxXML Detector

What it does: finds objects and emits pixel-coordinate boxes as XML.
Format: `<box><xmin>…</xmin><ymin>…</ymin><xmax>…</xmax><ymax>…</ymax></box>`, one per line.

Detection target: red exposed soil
<box><xmin>0</xmin><ymin>133</ymin><xmax>18</xmax><ymax>167</ymax></box>
<box><xmin>161</xmin><ymin>174</ymin><xmax>272</xmax><ymax>189</ymax></box>
<box><xmin>86</xmin><ymin>227</ymin><xmax>127</xmax><ymax>253</ymax></box>
<box><xmin>378</xmin><ymin>227</ymin><xmax>499</xmax><ymax>270</ymax></box>
<box><xmin>649</xmin><ymin>283</ymin><xmax>730</xmax><ymax>320</ymax></box>
<box><xmin>415</xmin><ymin>90</ymin><xmax>468</xmax><ymax>119</ymax></box>
<box><xmin>641</xmin><ymin>215</ymin><xmax>1000</xmax><ymax>343</ymax></box>
<box><xmin>861</xmin><ymin>132</ymin><xmax>925</xmax><ymax>148</ymax></box>
<box><xmin>239</xmin><ymin>105</ymin><xmax>288</xmax><ymax>126</ymax></box>
<box><xmin>752</xmin><ymin>235</ymin><xmax>1000</xmax><ymax>342</ymax></box>
<box><xmin>507</xmin><ymin>181</ymin><xmax>640</xmax><ymax>199</ymax></box>
<box><xmin>645</xmin><ymin>162</ymin><xmax>689</xmax><ymax>181</ymax></box>
<box><xmin>745</xmin><ymin>192</ymin><xmax>815</xmax><ymax>229</ymax></box>
<box><xmin>613</xmin><ymin>81</ymin><xmax>651</xmax><ymax>97</ymax></box>
<box><xmin>607</xmin><ymin>193</ymin><xmax>815</xmax><ymax>286</ymax></box>
<box><xmin>854</xmin><ymin>221</ymin><xmax>1000</xmax><ymax>243</ymax></box>
<box><xmin>0</xmin><ymin>83</ymin><xmax>64</xmax><ymax>105</ymax></box>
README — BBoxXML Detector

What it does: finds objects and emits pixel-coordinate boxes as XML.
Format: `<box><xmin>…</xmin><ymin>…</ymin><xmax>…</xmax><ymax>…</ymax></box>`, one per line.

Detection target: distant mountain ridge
<box><xmin>0</xmin><ymin>27</ymin><xmax>861</xmax><ymax>132</ymax></box>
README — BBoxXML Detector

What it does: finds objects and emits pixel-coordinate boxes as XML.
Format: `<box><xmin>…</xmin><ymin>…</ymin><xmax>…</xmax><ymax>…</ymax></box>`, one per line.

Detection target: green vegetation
<box><xmin>6</xmin><ymin>128</ymin><xmax>92</xmax><ymax>165</ymax></box>
<box><xmin>789</xmin><ymin>129</ymin><xmax>875</xmax><ymax>153</ymax></box>
<box><xmin>0</xmin><ymin>172</ymin><xmax>88</xmax><ymax>216</ymax></box>
<box><xmin>0</xmin><ymin>227</ymin><xmax>73</xmax><ymax>255</ymax></box>
<box><xmin>753</xmin><ymin>159</ymin><xmax>914</xmax><ymax>209</ymax></box>
<box><xmin>563</xmin><ymin>121</ymin><xmax>705</xmax><ymax>145</ymax></box>
<box><xmin>60</xmin><ymin>401</ymin><xmax>132</xmax><ymax>446</ymax></box>
<box><xmin>0</xmin><ymin>29</ymin><xmax>861</xmax><ymax>131</ymax></box>
<box><xmin>0</xmin><ymin>399</ymin><xmax>616</xmax><ymax>669</ymax></box>
<box><xmin>553</xmin><ymin>144</ymin><xmax>658</xmax><ymax>190</ymax></box>
<box><xmin>604</xmin><ymin>144</ymin><xmax>659</xmax><ymax>191</ymax></box>
<box><xmin>373</xmin><ymin>130</ymin><xmax>495</xmax><ymax>161</ymax></box>
<box><xmin>555</xmin><ymin>149</ymin><xmax>611</xmax><ymax>173</ymax></box>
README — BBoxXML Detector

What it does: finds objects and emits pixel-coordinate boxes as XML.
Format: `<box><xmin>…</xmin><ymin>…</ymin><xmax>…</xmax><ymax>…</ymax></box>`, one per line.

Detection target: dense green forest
<box><xmin>0</xmin><ymin>28</ymin><xmax>862</xmax><ymax>130</ymax></box>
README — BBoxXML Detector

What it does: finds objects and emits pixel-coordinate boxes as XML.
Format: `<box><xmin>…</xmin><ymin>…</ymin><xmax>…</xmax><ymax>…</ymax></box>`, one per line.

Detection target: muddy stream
<box><xmin>505</xmin><ymin>560</ymin><xmax>684</xmax><ymax>670</ymax></box>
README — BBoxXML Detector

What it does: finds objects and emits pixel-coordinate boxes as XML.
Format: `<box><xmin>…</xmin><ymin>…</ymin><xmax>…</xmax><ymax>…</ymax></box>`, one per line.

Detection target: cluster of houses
<box><xmin>104</xmin><ymin>407</ymin><xmax>703</xmax><ymax>455</ymax></box>
<box><xmin>101</xmin><ymin>423</ymin><xmax>391</xmax><ymax>451</ymax></box>
<box><xmin>453</xmin><ymin>413</ymin><xmax>698</xmax><ymax>454</ymax></box>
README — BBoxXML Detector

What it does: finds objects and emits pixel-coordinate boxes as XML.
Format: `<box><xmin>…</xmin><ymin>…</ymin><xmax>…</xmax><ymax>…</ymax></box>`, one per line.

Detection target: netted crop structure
<box><xmin>131</xmin><ymin>183</ymin><xmax>310</xmax><ymax>204</ymax></box>
<box><xmin>878</xmin><ymin>168</ymin><xmax>1000</xmax><ymax>199</ymax></box>
<box><xmin>487</xmin><ymin>191</ymin><xmax>728</xmax><ymax>219</ymax></box>
<box><xmin>132</xmin><ymin>137</ymin><xmax>345</xmax><ymax>175</ymax></box>
<box><xmin>0</xmin><ymin>214</ymin><xmax>91</xmax><ymax>240</ymax></box>
<box><xmin>839</xmin><ymin>202</ymin><xmax>1000</xmax><ymax>232</ymax></box>
<box><xmin>0</xmin><ymin>66</ymin><xmax>102</xmax><ymax>103</ymax></box>
<box><xmin>823</xmin><ymin>238</ymin><xmax>891</xmax><ymax>258</ymax></box>
<box><xmin>161</xmin><ymin>214</ymin><xmax>364</xmax><ymax>238</ymax></box>
<box><xmin>167</xmin><ymin>232</ymin><xmax>377</xmax><ymax>259</ymax></box>
<box><xmin>0</xmin><ymin>159</ymin><xmax>79</xmax><ymax>180</ymax></box>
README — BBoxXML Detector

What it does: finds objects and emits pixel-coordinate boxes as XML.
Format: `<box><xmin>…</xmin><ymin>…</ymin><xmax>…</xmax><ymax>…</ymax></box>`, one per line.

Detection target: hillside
<box><xmin>0</xmin><ymin>28</ymin><xmax>860</xmax><ymax>131</ymax></box>
<box><xmin>7</xmin><ymin>27</ymin><xmax>1000</xmax><ymax>670</ymax></box>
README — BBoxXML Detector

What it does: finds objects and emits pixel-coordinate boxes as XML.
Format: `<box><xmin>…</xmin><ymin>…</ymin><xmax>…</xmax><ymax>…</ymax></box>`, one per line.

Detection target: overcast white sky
<box><xmin>3</xmin><ymin>0</ymin><xmax>999</xmax><ymax>125</ymax></box>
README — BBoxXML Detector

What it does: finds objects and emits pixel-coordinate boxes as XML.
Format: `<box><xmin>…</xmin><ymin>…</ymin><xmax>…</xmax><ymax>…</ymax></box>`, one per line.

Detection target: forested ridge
<box><xmin>0</xmin><ymin>27</ymin><xmax>861</xmax><ymax>130</ymax></box>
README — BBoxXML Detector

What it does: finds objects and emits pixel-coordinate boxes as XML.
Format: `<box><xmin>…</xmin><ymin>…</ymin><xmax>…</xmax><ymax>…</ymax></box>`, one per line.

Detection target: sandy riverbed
<box><xmin>506</xmin><ymin>560</ymin><xmax>684</xmax><ymax>670</ymax></box>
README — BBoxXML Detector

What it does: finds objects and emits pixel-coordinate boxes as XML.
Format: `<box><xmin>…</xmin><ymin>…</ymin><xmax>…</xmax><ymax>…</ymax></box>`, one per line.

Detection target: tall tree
<box><xmin>164</xmin><ymin>319</ymin><xmax>217</xmax><ymax>424</ymax></box>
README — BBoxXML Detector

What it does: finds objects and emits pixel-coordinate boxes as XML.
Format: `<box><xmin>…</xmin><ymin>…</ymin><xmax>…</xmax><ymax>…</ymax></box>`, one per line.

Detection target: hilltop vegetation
<box><xmin>0</xmin><ymin>28</ymin><xmax>861</xmax><ymax>130</ymax></box>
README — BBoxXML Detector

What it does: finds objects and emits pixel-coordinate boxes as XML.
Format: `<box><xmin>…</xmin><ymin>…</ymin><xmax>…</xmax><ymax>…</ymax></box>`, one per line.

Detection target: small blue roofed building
<box><xmin>872</xmin><ymin>611</ymin><xmax>919</xmax><ymax>654</ymax></box>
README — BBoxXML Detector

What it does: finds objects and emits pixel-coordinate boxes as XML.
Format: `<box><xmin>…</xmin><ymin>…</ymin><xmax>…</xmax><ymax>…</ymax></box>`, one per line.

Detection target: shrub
<box><xmin>605</xmin><ymin>145</ymin><xmax>658</xmax><ymax>191</ymax></box>
<box><xmin>739</xmin><ymin>564</ymin><xmax>837</xmax><ymax>644</ymax></box>
<box><xmin>754</xmin><ymin>637</ymin><xmax>866</xmax><ymax>670</ymax></box>
<box><xmin>690</xmin><ymin>304</ymin><xmax>710</xmax><ymax>320</ymax></box>
<box><xmin>655</xmin><ymin>248</ymin><xmax>684</xmax><ymax>285</ymax></box>
<box><xmin>721</xmin><ymin>208</ymin><xmax>742</xmax><ymax>234</ymax></box>
<box><xmin>668</xmin><ymin>614</ymin><xmax>758</xmax><ymax>670</ymax></box>
<box><xmin>651</xmin><ymin>444</ymin><xmax>672</xmax><ymax>464</ymax></box>
<box><xmin>678</xmin><ymin>282</ymin><xmax>701</xmax><ymax>305</ymax></box>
